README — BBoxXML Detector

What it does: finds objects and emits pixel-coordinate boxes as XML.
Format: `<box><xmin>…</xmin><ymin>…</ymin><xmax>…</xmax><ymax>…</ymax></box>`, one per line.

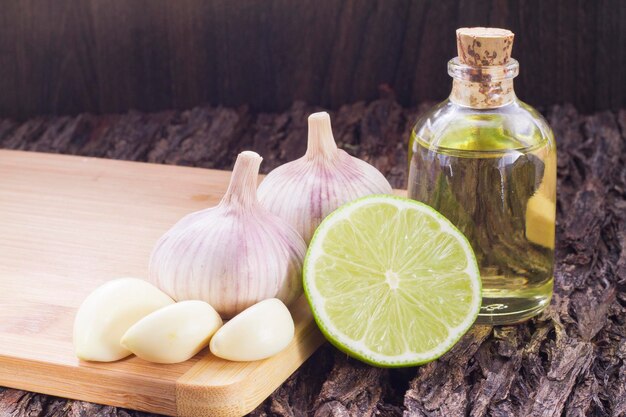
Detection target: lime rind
<box><xmin>303</xmin><ymin>194</ymin><xmax>481</xmax><ymax>368</ymax></box>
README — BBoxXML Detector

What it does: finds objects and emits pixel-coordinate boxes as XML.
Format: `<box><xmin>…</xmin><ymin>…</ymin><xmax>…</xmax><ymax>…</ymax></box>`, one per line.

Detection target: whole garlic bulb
<box><xmin>258</xmin><ymin>112</ymin><xmax>393</xmax><ymax>243</ymax></box>
<box><xmin>149</xmin><ymin>151</ymin><xmax>306</xmax><ymax>319</ymax></box>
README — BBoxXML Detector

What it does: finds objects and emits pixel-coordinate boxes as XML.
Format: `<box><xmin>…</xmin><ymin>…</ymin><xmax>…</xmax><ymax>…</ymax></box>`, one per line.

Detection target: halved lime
<box><xmin>303</xmin><ymin>195</ymin><xmax>481</xmax><ymax>367</ymax></box>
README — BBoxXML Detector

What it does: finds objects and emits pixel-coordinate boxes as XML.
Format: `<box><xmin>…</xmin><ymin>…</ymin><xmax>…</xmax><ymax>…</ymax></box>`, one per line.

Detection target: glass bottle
<box><xmin>407</xmin><ymin>28</ymin><xmax>556</xmax><ymax>325</ymax></box>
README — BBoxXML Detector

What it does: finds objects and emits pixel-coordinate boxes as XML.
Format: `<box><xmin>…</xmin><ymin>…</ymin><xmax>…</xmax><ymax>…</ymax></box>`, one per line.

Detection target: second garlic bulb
<box><xmin>258</xmin><ymin>112</ymin><xmax>393</xmax><ymax>243</ymax></box>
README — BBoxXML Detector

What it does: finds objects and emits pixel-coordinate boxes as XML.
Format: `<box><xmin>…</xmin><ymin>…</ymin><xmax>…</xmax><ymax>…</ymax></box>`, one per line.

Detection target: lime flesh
<box><xmin>303</xmin><ymin>195</ymin><xmax>481</xmax><ymax>367</ymax></box>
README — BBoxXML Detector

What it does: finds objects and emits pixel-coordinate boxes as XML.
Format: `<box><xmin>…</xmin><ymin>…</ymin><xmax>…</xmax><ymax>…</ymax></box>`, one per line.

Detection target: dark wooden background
<box><xmin>0</xmin><ymin>0</ymin><xmax>625</xmax><ymax>120</ymax></box>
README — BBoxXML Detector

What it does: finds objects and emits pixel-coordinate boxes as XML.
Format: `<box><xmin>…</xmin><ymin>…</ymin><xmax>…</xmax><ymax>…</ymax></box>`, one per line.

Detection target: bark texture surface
<box><xmin>0</xmin><ymin>100</ymin><xmax>625</xmax><ymax>417</ymax></box>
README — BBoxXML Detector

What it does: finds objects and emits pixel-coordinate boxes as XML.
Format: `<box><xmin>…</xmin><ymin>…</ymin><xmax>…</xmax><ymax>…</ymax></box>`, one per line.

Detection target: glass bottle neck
<box><xmin>447</xmin><ymin>58</ymin><xmax>519</xmax><ymax>109</ymax></box>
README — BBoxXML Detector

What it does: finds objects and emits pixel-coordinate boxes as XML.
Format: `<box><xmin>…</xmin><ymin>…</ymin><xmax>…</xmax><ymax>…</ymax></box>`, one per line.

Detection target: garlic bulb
<box><xmin>149</xmin><ymin>151</ymin><xmax>306</xmax><ymax>319</ymax></box>
<box><xmin>257</xmin><ymin>112</ymin><xmax>393</xmax><ymax>242</ymax></box>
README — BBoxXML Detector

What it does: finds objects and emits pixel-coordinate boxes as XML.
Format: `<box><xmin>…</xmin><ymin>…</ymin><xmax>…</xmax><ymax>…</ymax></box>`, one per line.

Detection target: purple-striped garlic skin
<box><xmin>257</xmin><ymin>112</ymin><xmax>393</xmax><ymax>243</ymax></box>
<box><xmin>148</xmin><ymin>151</ymin><xmax>306</xmax><ymax>319</ymax></box>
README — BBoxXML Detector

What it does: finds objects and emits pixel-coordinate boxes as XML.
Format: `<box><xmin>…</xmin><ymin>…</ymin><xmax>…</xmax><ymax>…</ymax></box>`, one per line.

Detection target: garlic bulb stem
<box><xmin>305</xmin><ymin>112</ymin><xmax>338</xmax><ymax>160</ymax></box>
<box><xmin>221</xmin><ymin>151</ymin><xmax>262</xmax><ymax>210</ymax></box>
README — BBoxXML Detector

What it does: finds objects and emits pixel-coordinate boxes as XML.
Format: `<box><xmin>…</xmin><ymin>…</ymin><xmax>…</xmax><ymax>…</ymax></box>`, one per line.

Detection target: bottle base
<box><xmin>475</xmin><ymin>278</ymin><xmax>553</xmax><ymax>325</ymax></box>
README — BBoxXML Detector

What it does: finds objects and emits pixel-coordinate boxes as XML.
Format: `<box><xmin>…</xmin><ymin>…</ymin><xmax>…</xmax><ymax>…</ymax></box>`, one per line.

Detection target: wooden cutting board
<box><xmin>0</xmin><ymin>150</ymin><xmax>325</xmax><ymax>417</ymax></box>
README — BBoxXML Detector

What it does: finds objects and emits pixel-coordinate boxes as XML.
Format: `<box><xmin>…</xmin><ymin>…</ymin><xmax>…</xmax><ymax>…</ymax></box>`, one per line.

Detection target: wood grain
<box><xmin>0</xmin><ymin>150</ymin><xmax>324</xmax><ymax>416</ymax></box>
<box><xmin>0</xmin><ymin>0</ymin><xmax>625</xmax><ymax>119</ymax></box>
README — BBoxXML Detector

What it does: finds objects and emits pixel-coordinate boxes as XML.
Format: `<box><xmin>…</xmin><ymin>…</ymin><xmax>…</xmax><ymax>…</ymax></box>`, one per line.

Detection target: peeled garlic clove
<box><xmin>73</xmin><ymin>278</ymin><xmax>174</xmax><ymax>362</ymax></box>
<box><xmin>258</xmin><ymin>111</ymin><xmax>393</xmax><ymax>243</ymax></box>
<box><xmin>209</xmin><ymin>298</ymin><xmax>294</xmax><ymax>362</ymax></box>
<box><xmin>120</xmin><ymin>300</ymin><xmax>222</xmax><ymax>364</ymax></box>
<box><xmin>149</xmin><ymin>151</ymin><xmax>306</xmax><ymax>319</ymax></box>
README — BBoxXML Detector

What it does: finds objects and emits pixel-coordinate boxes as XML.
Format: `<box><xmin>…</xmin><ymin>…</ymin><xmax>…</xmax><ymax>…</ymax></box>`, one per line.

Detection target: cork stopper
<box><xmin>456</xmin><ymin>27</ymin><xmax>514</xmax><ymax>67</ymax></box>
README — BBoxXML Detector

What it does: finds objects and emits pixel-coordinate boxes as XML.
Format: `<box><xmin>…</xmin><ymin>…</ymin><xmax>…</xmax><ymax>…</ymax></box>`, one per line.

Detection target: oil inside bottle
<box><xmin>408</xmin><ymin>110</ymin><xmax>556</xmax><ymax>324</ymax></box>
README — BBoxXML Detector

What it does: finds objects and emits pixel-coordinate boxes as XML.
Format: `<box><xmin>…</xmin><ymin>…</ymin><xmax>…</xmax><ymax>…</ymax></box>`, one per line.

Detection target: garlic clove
<box><xmin>258</xmin><ymin>112</ymin><xmax>393</xmax><ymax>243</ymax></box>
<box><xmin>73</xmin><ymin>278</ymin><xmax>174</xmax><ymax>362</ymax></box>
<box><xmin>209</xmin><ymin>298</ymin><xmax>294</xmax><ymax>362</ymax></box>
<box><xmin>149</xmin><ymin>151</ymin><xmax>306</xmax><ymax>319</ymax></box>
<box><xmin>120</xmin><ymin>300</ymin><xmax>222</xmax><ymax>364</ymax></box>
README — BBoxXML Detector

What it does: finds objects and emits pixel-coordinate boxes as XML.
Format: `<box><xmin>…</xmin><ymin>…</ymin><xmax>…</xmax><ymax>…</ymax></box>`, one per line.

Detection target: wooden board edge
<box><xmin>0</xmin><ymin>149</ymin><xmax>234</xmax><ymax>181</ymax></box>
<box><xmin>0</xmin><ymin>355</ymin><xmax>179</xmax><ymax>416</ymax></box>
<box><xmin>175</xmin><ymin>308</ymin><xmax>325</xmax><ymax>416</ymax></box>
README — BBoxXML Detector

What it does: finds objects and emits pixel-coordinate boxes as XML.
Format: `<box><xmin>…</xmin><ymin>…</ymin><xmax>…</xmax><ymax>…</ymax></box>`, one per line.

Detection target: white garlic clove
<box><xmin>149</xmin><ymin>151</ymin><xmax>306</xmax><ymax>319</ymax></box>
<box><xmin>73</xmin><ymin>278</ymin><xmax>174</xmax><ymax>362</ymax></box>
<box><xmin>209</xmin><ymin>298</ymin><xmax>295</xmax><ymax>362</ymax></box>
<box><xmin>258</xmin><ymin>112</ymin><xmax>393</xmax><ymax>243</ymax></box>
<box><xmin>120</xmin><ymin>300</ymin><xmax>222</xmax><ymax>364</ymax></box>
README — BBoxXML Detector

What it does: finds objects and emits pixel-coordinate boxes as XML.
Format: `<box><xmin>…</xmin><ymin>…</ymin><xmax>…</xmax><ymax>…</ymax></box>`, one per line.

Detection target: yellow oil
<box><xmin>408</xmin><ymin>112</ymin><xmax>556</xmax><ymax>324</ymax></box>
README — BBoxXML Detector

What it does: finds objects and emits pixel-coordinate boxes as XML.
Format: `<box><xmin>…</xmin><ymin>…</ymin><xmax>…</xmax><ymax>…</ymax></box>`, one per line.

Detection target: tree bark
<box><xmin>0</xmin><ymin>100</ymin><xmax>625</xmax><ymax>416</ymax></box>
